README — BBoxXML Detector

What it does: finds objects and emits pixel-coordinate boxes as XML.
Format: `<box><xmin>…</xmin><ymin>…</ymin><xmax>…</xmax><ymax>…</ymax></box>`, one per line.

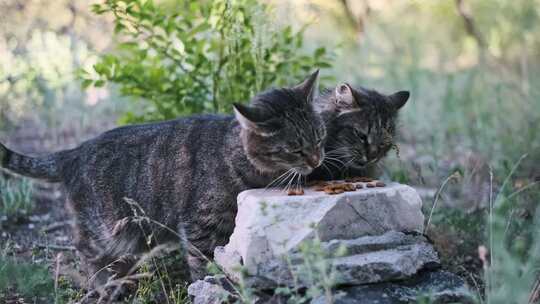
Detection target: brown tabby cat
<box><xmin>0</xmin><ymin>71</ymin><xmax>326</xmax><ymax>286</ymax></box>
<box><xmin>312</xmin><ymin>83</ymin><xmax>409</xmax><ymax>179</ymax></box>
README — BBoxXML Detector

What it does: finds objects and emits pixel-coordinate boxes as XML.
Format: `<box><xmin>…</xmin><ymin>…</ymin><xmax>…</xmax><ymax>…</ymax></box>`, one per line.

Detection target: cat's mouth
<box><xmin>350</xmin><ymin>162</ymin><xmax>367</xmax><ymax>169</ymax></box>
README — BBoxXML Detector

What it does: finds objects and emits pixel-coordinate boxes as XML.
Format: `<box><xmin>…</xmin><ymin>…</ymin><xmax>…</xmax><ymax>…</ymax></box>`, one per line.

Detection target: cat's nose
<box><xmin>368</xmin><ymin>146</ymin><xmax>378</xmax><ymax>159</ymax></box>
<box><xmin>306</xmin><ymin>150</ymin><xmax>322</xmax><ymax>169</ymax></box>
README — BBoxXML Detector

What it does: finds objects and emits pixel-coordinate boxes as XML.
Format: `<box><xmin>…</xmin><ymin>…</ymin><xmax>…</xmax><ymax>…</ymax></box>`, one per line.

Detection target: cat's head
<box><xmin>233</xmin><ymin>70</ymin><xmax>326</xmax><ymax>175</ymax></box>
<box><xmin>324</xmin><ymin>83</ymin><xmax>409</xmax><ymax>169</ymax></box>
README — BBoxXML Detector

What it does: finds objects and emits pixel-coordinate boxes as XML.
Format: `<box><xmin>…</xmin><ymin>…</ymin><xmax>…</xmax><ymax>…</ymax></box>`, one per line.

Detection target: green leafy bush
<box><xmin>82</xmin><ymin>0</ymin><xmax>332</xmax><ymax>123</ymax></box>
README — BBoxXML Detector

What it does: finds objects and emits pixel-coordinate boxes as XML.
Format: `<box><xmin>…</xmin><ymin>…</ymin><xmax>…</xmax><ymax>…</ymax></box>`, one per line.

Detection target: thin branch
<box><xmin>337</xmin><ymin>0</ymin><xmax>370</xmax><ymax>39</ymax></box>
<box><xmin>455</xmin><ymin>0</ymin><xmax>485</xmax><ymax>49</ymax></box>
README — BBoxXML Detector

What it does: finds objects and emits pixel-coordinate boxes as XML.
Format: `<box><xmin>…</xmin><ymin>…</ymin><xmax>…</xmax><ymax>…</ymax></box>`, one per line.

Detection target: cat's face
<box><xmin>325</xmin><ymin>83</ymin><xmax>409</xmax><ymax>170</ymax></box>
<box><xmin>234</xmin><ymin>71</ymin><xmax>326</xmax><ymax>175</ymax></box>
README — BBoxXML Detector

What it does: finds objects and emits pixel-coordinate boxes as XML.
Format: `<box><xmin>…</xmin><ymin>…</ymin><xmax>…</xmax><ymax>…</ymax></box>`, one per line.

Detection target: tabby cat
<box><xmin>0</xmin><ymin>71</ymin><xmax>326</xmax><ymax>286</ymax></box>
<box><xmin>312</xmin><ymin>83</ymin><xmax>409</xmax><ymax>179</ymax></box>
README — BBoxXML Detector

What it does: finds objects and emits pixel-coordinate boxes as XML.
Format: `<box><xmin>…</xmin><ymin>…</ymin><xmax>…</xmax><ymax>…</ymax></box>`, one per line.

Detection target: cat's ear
<box><xmin>294</xmin><ymin>69</ymin><xmax>320</xmax><ymax>103</ymax></box>
<box><xmin>233</xmin><ymin>103</ymin><xmax>279</xmax><ymax>136</ymax></box>
<box><xmin>335</xmin><ymin>83</ymin><xmax>355</xmax><ymax>109</ymax></box>
<box><xmin>388</xmin><ymin>91</ymin><xmax>410</xmax><ymax>110</ymax></box>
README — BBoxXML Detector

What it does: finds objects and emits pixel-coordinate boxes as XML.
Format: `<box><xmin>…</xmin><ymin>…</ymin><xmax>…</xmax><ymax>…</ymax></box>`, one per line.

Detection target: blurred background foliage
<box><xmin>0</xmin><ymin>1</ymin><xmax>114</xmax><ymax>130</ymax></box>
<box><xmin>1</xmin><ymin>0</ymin><xmax>538</xmax><ymax>168</ymax></box>
<box><xmin>82</xmin><ymin>0</ymin><xmax>333</xmax><ymax>122</ymax></box>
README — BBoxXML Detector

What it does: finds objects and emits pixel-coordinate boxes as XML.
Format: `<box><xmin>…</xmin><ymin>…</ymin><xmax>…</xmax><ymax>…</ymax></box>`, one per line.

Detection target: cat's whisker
<box><xmin>344</xmin><ymin>157</ymin><xmax>357</xmax><ymax>167</ymax></box>
<box><xmin>278</xmin><ymin>172</ymin><xmax>292</xmax><ymax>186</ymax></box>
<box><xmin>325</xmin><ymin>149</ymin><xmax>350</xmax><ymax>157</ymax></box>
<box><xmin>263</xmin><ymin>171</ymin><xmax>295</xmax><ymax>194</ymax></box>
<box><xmin>324</xmin><ymin>156</ymin><xmax>346</xmax><ymax>166</ymax></box>
<box><xmin>328</xmin><ymin>146</ymin><xmax>350</xmax><ymax>152</ymax></box>
<box><xmin>324</xmin><ymin>159</ymin><xmax>343</xmax><ymax>170</ymax></box>
<box><xmin>288</xmin><ymin>172</ymin><xmax>299</xmax><ymax>192</ymax></box>
<box><xmin>340</xmin><ymin>158</ymin><xmax>358</xmax><ymax>174</ymax></box>
<box><xmin>285</xmin><ymin>171</ymin><xmax>298</xmax><ymax>193</ymax></box>
<box><xmin>265</xmin><ymin>168</ymin><xmax>294</xmax><ymax>190</ymax></box>
<box><xmin>325</xmin><ymin>150</ymin><xmax>347</xmax><ymax>155</ymax></box>
<box><xmin>289</xmin><ymin>170</ymin><xmax>300</xmax><ymax>189</ymax></box>
<box><xmin>324</xmin><ymin>154</ymin><xmax>344</xmax><ymax>160</ymax></box>
<box><xmin>321</xmin><ymin>163</ymin><xmax>335</xmax><ymax>179</ymax></box>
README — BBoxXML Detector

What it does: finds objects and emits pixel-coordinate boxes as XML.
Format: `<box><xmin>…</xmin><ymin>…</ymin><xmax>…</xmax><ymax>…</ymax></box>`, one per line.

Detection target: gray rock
<box><xmin>214</xmin><ymin>245</ymin><xmax>293</xmax><ymax>290</ymax></box>
<box><xmin>187</xmin><ymin>275</ymin><xmax>290</xmax><ymax>304</ymax></box>
<box><xmin>214</xmin><ymin>246</ymin><xmax>243</xmax><ymax>283</ymax></box>
<box><xmin>187</xmin><ymin>276</ymin><xmax>236</xmax><ymax>304</ymax></box>
<box><xmin>329</xmin><ymin>240</ymin><xmax>440</xmax><ymax>285</ymax></box>
<box><xmin>321</xmin><ymin>231</ymin><xmax>429</xmax><ymax>255</ymax></box>
<box><xmin>189</xmin><ymin>271</ymin><xmax>474</xmax><ymax>304</ymax></box>
<box><xmin>198</xmin><ymin>182</ymin><xmax>472</xmax><ymax>304</ymax></box>
<box><xmin>311</xmin><ymin>271</ymin><xmax>475</xmax><ymax>304</ymax></box>
<box><xmin>227</xmin><ymin>183</ymin><xmax>424</xmax><ymax>273</ymax></box>
<box><xmin>216</xmin><ymin>231</ymin><xmax>440</xmax><ymax>288</ymax></box>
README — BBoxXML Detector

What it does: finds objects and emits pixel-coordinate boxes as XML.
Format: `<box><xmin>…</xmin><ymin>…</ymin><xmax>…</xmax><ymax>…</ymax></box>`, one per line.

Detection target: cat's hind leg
<box><xmin>68</xmin><ymin>202</ymin><xmax>141</xmax><ymax>290</ymax></box>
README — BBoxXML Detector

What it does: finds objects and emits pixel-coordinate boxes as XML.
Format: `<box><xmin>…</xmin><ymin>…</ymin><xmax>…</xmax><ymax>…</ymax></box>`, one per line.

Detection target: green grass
<box><xmin>422</xmin><ymin>156</ymin><xmax>540</xmax><ymax>304</ymax></box>
<box><xmin>0</xmin><ymin>256</ymin><xmax>54</xmax><ymax>301</ymax></box>
<box><xmin>0</xmin><ymin>175</ymin><xmax>34</xmax><ymax>222</ymax></box>
<box><xmin>0</xmin><ymin>241</ymin><xmax>85</xmax><ymax>304</ymax></box>
<box><xmin>481</xmin><ymin>158</ymin><xmax>540</xmax><ymax>304</ymax></box>
<box><xmin>127</xmin><ymin>262</ymin><xmax>190</xmax><ymax>304</ymax></box>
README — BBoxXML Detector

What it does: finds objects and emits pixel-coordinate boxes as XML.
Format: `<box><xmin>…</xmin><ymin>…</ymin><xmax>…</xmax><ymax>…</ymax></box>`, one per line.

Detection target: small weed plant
<box><xmin>0</xmin><ymin>174</ymin><xmax>34</xmax><ymax>222</ymax></box>
<box><xmin>0</xmin><ymin>241</ymin><xmax>55</xmax><ymax>302</ymax></box>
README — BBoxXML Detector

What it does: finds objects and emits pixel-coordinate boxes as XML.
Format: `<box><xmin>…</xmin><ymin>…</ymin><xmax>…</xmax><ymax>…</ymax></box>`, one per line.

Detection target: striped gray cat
<box><xmin>312</xmin><ymin>83</ymin><xmax>409</xmax><ymax>179</ymax></box>
<box><xmin>0</xmin><ymin>71</ymin><xmax>325</xmax><ymax>286</ymax></box>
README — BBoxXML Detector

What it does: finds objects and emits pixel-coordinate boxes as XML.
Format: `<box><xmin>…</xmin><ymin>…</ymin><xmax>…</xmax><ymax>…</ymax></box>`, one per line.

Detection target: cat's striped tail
<box><xmin>0</xmin><ymin>142</ymin><xmax>63</xmax><ymax>182</ymax></box>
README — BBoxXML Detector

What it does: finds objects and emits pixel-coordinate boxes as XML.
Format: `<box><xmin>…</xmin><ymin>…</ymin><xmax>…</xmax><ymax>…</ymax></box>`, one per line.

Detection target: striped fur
<box><xmin>0</xmin><ymin>71</ymin><xmax>326</xmax><ymax>287</ymax></box>
<box><xmin>311</xmin><ymin>83</ymin><xmax>409</xmax><ymax>179</ymax></box>
<box><xmin>0</xmin><ymin>142</ymin><xmax>67</xmax><ymax>182</ymax></box>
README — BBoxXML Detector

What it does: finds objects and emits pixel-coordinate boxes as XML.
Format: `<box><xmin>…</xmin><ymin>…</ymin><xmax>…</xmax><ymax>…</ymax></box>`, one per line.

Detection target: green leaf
<box><xmin>81</xmin><ymin>79</ymin><xmax>93</xmax><ymax>89</ymax></box>
<box><xmin>91</xmin><ymin>4</ymin><xmax>108</xmax><ymax>15</ymax></box>
<box><xmin>314</xmin><ymin>47</ymin><xmax>326</xmax><ymax>57</ymax></box>
<box><xmin>94</xmin><ymin>80</ymin><xmax>106</xmax><ymax>87</ymax></box>
<box><xmin>114</xmin><ymin>22</ymin><xmax>126</xmax><ymax>34</ymax></box>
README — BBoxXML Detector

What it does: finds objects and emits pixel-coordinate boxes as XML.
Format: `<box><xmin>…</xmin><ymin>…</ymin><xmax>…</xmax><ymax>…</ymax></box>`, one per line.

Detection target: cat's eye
<box><xmin>287</xmin><ymin>148</ymin><xmax>304</xmax><ymax>155</ymax></box>
<box><xmin>354</xmin><ymin>129</ymin><xmax>367</xmax><ymax>141</ymax></box>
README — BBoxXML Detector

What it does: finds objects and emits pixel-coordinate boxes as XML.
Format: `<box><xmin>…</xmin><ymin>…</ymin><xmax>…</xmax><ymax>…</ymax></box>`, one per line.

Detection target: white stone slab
<box><xmin>226</xmin><ymin>182</ymin><xmax>424</xmax><ymax>272</ymax></box>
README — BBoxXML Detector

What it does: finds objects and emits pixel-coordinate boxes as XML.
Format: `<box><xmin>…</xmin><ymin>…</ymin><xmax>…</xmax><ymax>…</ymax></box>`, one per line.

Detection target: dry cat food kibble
<box><xmin>345</xmin><ymin>177</ymin><xmax>374</xmax><ymax>183</ymax></box>
<box><xmin>304</xmin><ymin>178</ymin><xmax>387</xmax><ymax>195</ymax></box>
<box><xmin>287</xmin><ymin>188</ymin><xmax>305</xmax><ymax>196</ymax></box>
<box><xmin>308</xmin><ymin>181</ymin><xmax>329</xmax><ymax>191</ymax></box>
<box><xmin>325</xmin><ymin>187</ymin><xmax>344</xmax><ymax>194</ymax></box>
<box><xmin>321</xmin><ymin>182</ymin><xmax>356</xmax><ymax>195</ymax></box>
